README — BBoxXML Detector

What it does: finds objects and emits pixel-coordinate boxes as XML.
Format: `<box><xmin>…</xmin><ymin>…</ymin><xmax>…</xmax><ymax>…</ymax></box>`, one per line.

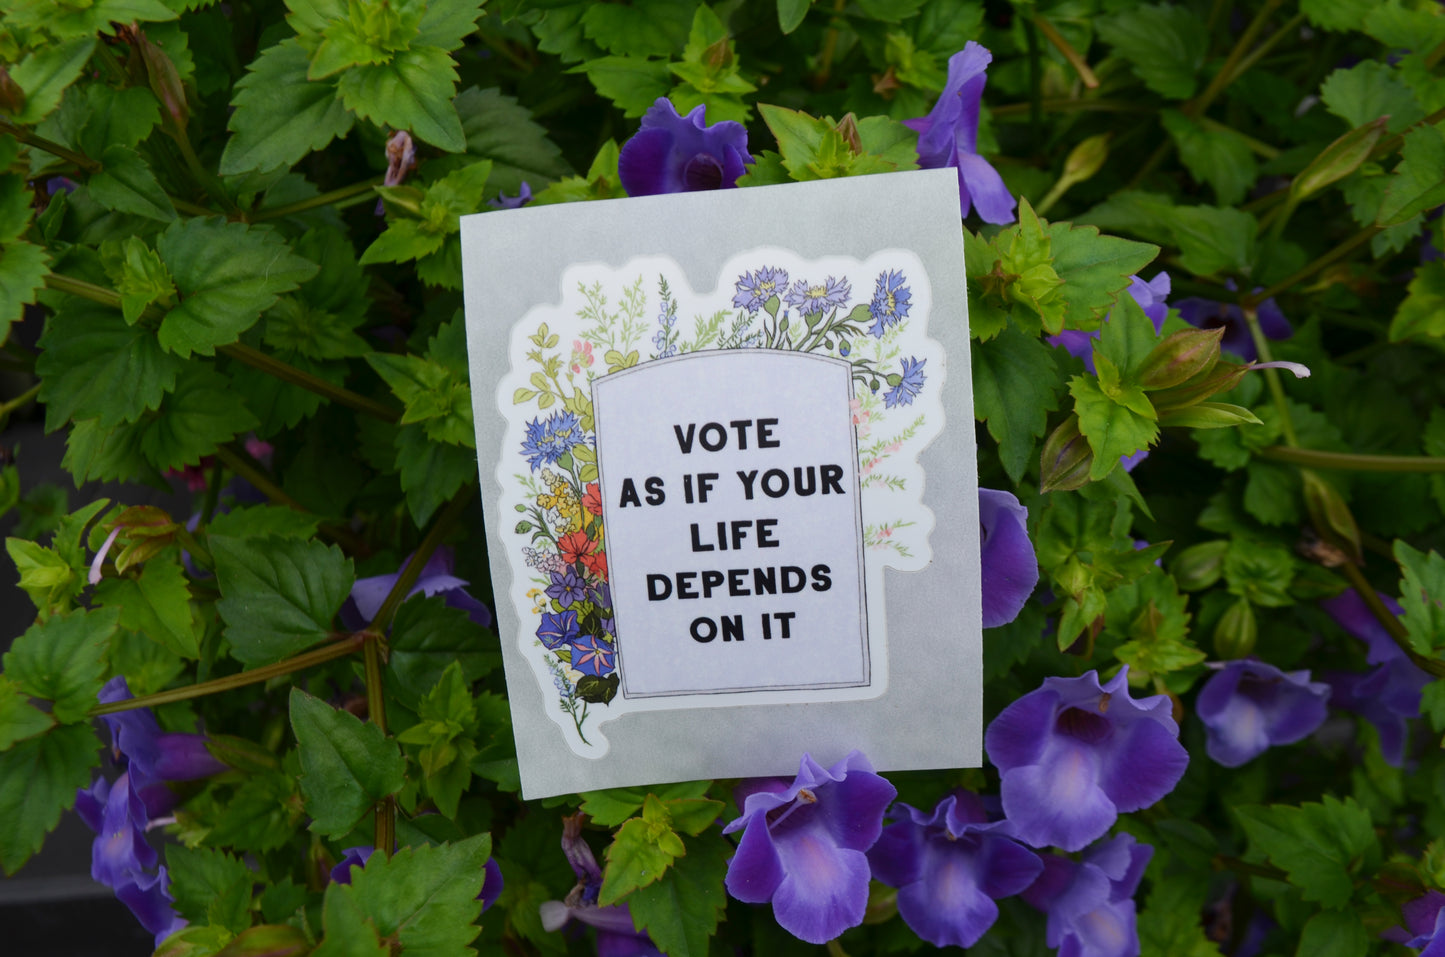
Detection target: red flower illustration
<box><xmin>582</xmin><ymin>483</ymin><xmax>604</xmax><ymax>516</ymax></box>
<box><xmin>558</xmin><ymin>531</ymin><xmax>597</xmax><ymax>565</ymax></box>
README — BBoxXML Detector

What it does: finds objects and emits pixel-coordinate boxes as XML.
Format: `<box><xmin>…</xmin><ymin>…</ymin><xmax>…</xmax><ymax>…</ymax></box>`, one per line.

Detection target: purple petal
<box><xmin>1068</xmin><ymin>898</ymin><xmax>1140</xmax><ymax>957</ymax></box>
<box><xmin>1097</xmin><ymin>712</ymin><xmax>1190</xmax><ymax>813</ymax></box>
<box><xmin>479</xmin><ymin>857</ymin><xmax>504</xmax><ymax>912</ymax></box>
<box><xmin>618</xmin><ymin>98</ymin><xmax>750</xmax><ymax>198</ymax></box>
<box><xmin>1196</xmin><ymin>660</ymin><xmax>1329</xmax><ymax>767</ymax></box>
<box><xmin>957</xmin><ymin>151</ymin><xmax>1017</xmax><ymax>224</ymax></box>
<box><xmin>76</xmin><ymin>776</ymin><xmax>110</xmax><ymax>833</ymax></box>
<box><xmin>977</xmin><ymin>834</ymin><xmax>1046</xmax><ymax>899</ymax></box>
<box><xmin>979</xmin><ymin>488</ymin><xmax>1038</xmax><ymax>628</ymax></box>
<box><xmin>329</xmin><ymin>845</ymin><xmax>374</xmax><ymax>885</ymax></box>
<box><xmin>152</xmin><ymin>734</ymin><xmax>230</xmax><ymax>781</ymax></box>
<box><xmin>1322</xmin><ymin>589</ymin><xmax>1407</xmax><ymax>665</ymax></box>
<box><xmin>895</xmin><ymin>851</ymin><xmax>1000</xmax><ymax>948</ymax></box>
<box><xmin>114</xmin><ymin>867</ymin><xmax>187</xmax><ymax>946</ymax></box>
<box><xmin>724</xmin><ymin>812</ymin><xmax>785</xmax><ymax>904</ymax></box>
<box><xmin>1046</xmin><ymin>329</ymin><xmax>1100</xmax><ymax>369</ymax></box>
<box><xmin>770</xmin><ymin>838</ymin><xmax>872</xmax><ymax>944</ymax></box>
<box><xmin>984</xmin><ymin>684</ymin><xmax>1061</xmax><ymax>771</ymax></box>
<box><xmin>1000</xmin><ymin>744</ymin><xmax>1118</xmax><ymax>851</ymax></box>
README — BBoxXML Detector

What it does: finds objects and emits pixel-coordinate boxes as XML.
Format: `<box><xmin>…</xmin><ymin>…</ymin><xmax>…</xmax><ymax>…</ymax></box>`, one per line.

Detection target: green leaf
<box><xmin>359</xmin><ymin>218</ymin><xmax>446</xmax><ymax>265</ymax></box>
<box><xmin>167</xmin><ymin>845</ymin><xmax>255</xmax><ymax>935</ymax></box>
<box><xmin>416</xmin><ymin>0</ymin><xmax>486</xmax><ymax>51</ymax></box>
<box><xmin>1295</xmin><ymin>909</ymin><xmax>1368</xmax><ymax>957</ymax></box>
<box><xmin>1235</xmin><ymin>796</ymin><xmax>1379</xmax><ymax>907</ymax></box>
<box><xmin>581</xmin><ymin>0</ymin><xmax>693</xmax><ymax>57</ymax></box>
<box><xmin>1160</xmin><ymin>110</ymin><xmax>1258</xmax><ymax>207</ymax></box>
<box><xmin>290</xmin><ymin>688</ymin><xmax>406</xmax><ymax>838</ymax></box>
<box><xmin>138</xmin><ymin>365</ymin><xmax>260</xmax><ymax>472</ymax></box>
<box><xmin>1070</xmin><ymin>374</ymin><xmax>1158</xmax><ymax>481</ymax></box>
<box><xmin>1094</xmin><ymin>292</ymin><xmax>1162</xmax><ymax>380</ymax></box>
<box><xmin>115</xmin><ymin>235</ymin><xmax>178</xmax><ymax>325</ymax></box>
<box><xmin>627</xmin><ymin>832</ymin><xmax>730</xmax><ymax>957</ymax></box>
<box><xmin>454</xmin><ymin>87</ymin><xmax>573</xmax><ymax>196</ymax></box>
<box><xmin>340</xmin><ymin>834</ymin><xmax>493</xmax><ymax>956</ymax></box>
<box><xmin>0</xmin><ymin>242</ymin><xmax>51</xmax><ymax>338</ymax></box>
<box><xmin>1136</xmin><ymin>873</ymin><xmax>1221</xmax><ymax>957</ymax></box>
<box><xmin>36</xmin><ymin>299</ymin><xmax>185</xmax><ymax>430</ymax></box>
<box><xmin>972</xmin><ymin>327</ymin><xmax>1062</xmax><ymax>483</ymax></box>
<box><xmin>366</xmin><ymin>351</ymin><xmax>474</xmax><ymax>446</ymax></box>
<box><xmin>8</xmin><ymin>37</ymin><xmax>96</xmax><ymax>124</ymax></box>
<box><xmin>1390</xmin><ymin>261</ymin><xmax>1445</xmax><ymax>341</ymax></box>
<box><xmin>314</xmin><ymin>880</ymin><xmax>389</xmax><ymax>957</ymax></box>
<box><xmin>0</xmin><ymin>676</ymin><xmax>56</xmax><ymax>751</ymax></box>
<box><xmin>1300</xmin><ymin>0</ymin><xmax>1370</xmax><ymax>32</ymax></box>
<box><xmin>1047</xmin><ymin>222</ymin><xmax>1158</xmax><ymax>332</ymax></box>
<box><xmin>579</xmin><ymin>780</ymin><xmax>712</xmax><ymax>827</ymax></box>
<box><xmin>89</xmin><ymin>145</ymin><xmax>176</xmax><ymax>222</ymax></box>
<box><xmin>1096</xmin><ymin>5</ymin><xmax>1206</xmax><ymax>99</ymax></box>
<box><xmin>1365</xmin><ymin>1</ymin><xmax>1445</xmax><ymax>53</ymax></box>
<box><xmin>1320</xmin><ymin>61</ymin><xmax>1423</xmax><ymax>135</ymax></box>
<box><xmin>573</xmin><ymin>56</ymin><xmax>673</xmax><ymax>118</ymax></box>
<box><xmin>3</xmin><ymin>608</ymin><xmax>119</xmax><ymax>723</ymax></box>
<box><xmin>1377</xmin><ymin>122</ymin><xmax>1445</xmax><ymax>226</ymax></box>
<box><xmin>74</xmin><ymin>85</ymin><xmax>161</xmax><ymax>158</ymax></box>
<box><xmin>778</xmin><ymin>0</ymin><xmax>811</xmax><ymax>33</ymax></box>
<box><xmin>1168</xmin><ymin>206</ymin><xmax>1257</xmax><ymax>277</ymax></box>
<box><xmin>205</xmin><ymin>505</ymin><xmax>320</xmax><ymax>542</ymax></box>
<box><xmin>395</xmin><ymin>422</ymin><xmax>475</xmax><ymax>526</ymax></box>
<box><xmin>389</xmin><ymin>596</ymin><xmax>497</xmax><ymax>708</ymax></box>
<box><xmin>1395</xmin><ymin>541</ymin><xmax>1445</xmax><ymax>656</ymax></box>
<box><xmin>204</xmin><ymin>771</ymin><xmax>300</xmax><ymax>853</ymax></box>
<box><xmin>3</xmin><ymin>0</ymin><xmax>176</xmax><ymax>39</ymax></box>
<box><xmin>600</xmin><ymin>794</ymin><xmax>687</xmax><ymax>905</ymax></box>
<box><xmin>0</xmin><ymin>724</ymin><xmax>99</xmax><ymax>874</ymax></box>
<box><xmin>220</xmin><ymin>38</ymin><xmax>353</xmax><ymax>175</ymax></box>
<box><xmin>155</xmin><ymin>218</ymin><xmax>319</xmax><ymax>357</ymax></box>
<box><xmin>1224</xmin><ymin>538</ymin><xmax>1296</xmax><ymax>607</ymax></box>
<box><xmin>0</xmin><ymin>177</ymin><xmax>32</xmax><ymax>245</ymax></box>
<box><xmin>213</xmin><ymin>535</ymin><xmax>354</xmax><ymax>667</ymax></box>
<box><xmin>337</xmin><ymin>45</ymin><xmax>466</xmax><ymax>152</ymax></box>
<box><xmin>92</xmin><ymin>554</ymin><xmax>200</xmax><ymax>658</ymax></box>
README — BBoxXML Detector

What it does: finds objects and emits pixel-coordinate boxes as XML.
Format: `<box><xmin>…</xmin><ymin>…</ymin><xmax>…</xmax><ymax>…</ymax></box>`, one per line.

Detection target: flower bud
<box><xmin>103</xmin><ymin>505</ymin><xmax>181</xmax><ymax>574</ymax></box>
<box><xmin>1137</xmin><ymin>327</ymin><xmax>1224</xmax><ymax>391</ymax></box>
<box><xmin>1157</xmin><ymin>401</ymin><xmax>1262</xmax><ymax>429</ymax></box>
<box><xmin>1301</xmin><ymin>469</ymin><xmax>1362</xmax><ymax>564</ymax></box>
<box><xmin>1040</xmin><ymin>415</ymin><xmax>1093</xmax><ymax>492</ymax></box>
<box><xmin>134</xmin><ymin>29</ymin><xmax>189</xmax><ymax>131</ymax></box>
<box><xmin>1173</xmin><ymin>540</ymin><xmax>1228</xmax><ymax>591</ymax></box>
<box><xmin>1290</xmin><ymin>117</ymin><xmax>1387</xmax><ymax>203</ymax></box>
<box><xmin>835</xmin><ymin>113</ymin><xmax>862</xmax><ymax>154</ymax></box>
<box><xmin>1213</xmin><ymin>597</ymin><xmax>1258</xmax><ymax>659</ymax></box>
<box><xmin>1149</xmin><ymin>360</ymin><xmax>1250</xmax><ymax>415</ymax></box>
<box><xmin>1062</xmin><ymin>133</ymin><xmax>1110</xmax><ymax>184</ymax></box>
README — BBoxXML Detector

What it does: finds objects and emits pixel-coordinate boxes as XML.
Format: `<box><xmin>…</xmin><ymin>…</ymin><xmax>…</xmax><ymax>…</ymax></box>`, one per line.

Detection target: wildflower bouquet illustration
<box><xmin>502</xmin><ymin>251</ymin><xmax>944</xmax><ymax>752</ymax></box>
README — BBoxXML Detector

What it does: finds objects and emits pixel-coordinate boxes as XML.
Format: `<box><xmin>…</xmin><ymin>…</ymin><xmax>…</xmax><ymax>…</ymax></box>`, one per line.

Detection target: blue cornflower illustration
<box><xmin>784</xmin><ymin>276</ymin><xmax>851</xmax><ymax>317</ymax></box>
<box><xmin>521</xmin><ymin>411</ymin><xmax>585</xmax><ymax>470</ymax></box>
<box><xmin>867</xmin><ymin>270</ymin><xmax>912</xmax><ymax>337</ymax></box>
<box><xmin>733</xmin><ymin>267</ymin><xmax>789</xmax><ymax>312</ymax></box>
<box><xmin>884</xmin><ymin>356</ymin><xmax>926</xmax><ymax>408</ymax></box>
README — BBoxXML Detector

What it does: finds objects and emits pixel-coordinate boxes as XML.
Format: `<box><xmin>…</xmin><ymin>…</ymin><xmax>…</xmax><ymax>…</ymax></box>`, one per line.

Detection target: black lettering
<box><xmin>647</xmin><ymin>574</ymin><xmax>672</xmax><ymax>601</ymax></box>
<box><xmin>762</xmin><ymin>468</ymin><xmax>789</xmax><ymax>498</ymax></box>
<box><xmin>761</xmin><ymin>612</ymin><xmax>773</xmax><ymax>639</ymax></box>
<box><xmin>756</xmin><ymin>518</ymin><xmax>779</xmax><ymax>547</ymax></box>
<box><xmin>775</xmin><ymin>611</ymin><xmax>795</xmax><ymax>639</ymax></box>
<box><xmin>758</xmin><ymin>418</ymin><xmax>780</xmax><ymax>447</ymax></box>
<box><xmin>753</xmin><ymin>566</ymin><xmax>777</xmax><ymax>595</ymax></box>
<box><xmin>701</xmin><ymin>570</ymin><xmax>725</xmax><ymax>598</ymax></box>
<box><xmin>793</xmin><ymin>465</ymin><xmax>816</xmax><ymax>496</ymax></box>
<box><xmin>782</xmin><ymin>566</ymin><xmax>806</xmax><ymax>593</ymax></box>
<box><xmin>674</xmin><ymin>424</ymin><xmax>696</xmax><ymax>453</ymax></box>
<box><xmin>619</xmin><ymin>478</ymin><xmax>641</xmax><ymax>508</ymax></box>
<box><xmin>730</xmin><ymin>420</ymin><xmax>752</xmax><ymax>449</ymax></box>
<box><xmin>737</xmin><ymin>469</ymin><xmax>759</xmax><ymax>500</ymax></box>
<box><xmin>721</xmin><ymin>614</ymin><xmax>744</xmax><ymax>641</ymax></box>
<box><xmin>699</xmin><ymin>422</ymin><xmax>726</xmax><ymax>451</ymax></box>
<box><xmin>821</xmin><ymin>464</ymin><xmax>845</xmax><ymax>494</ymax></box>
<box><xmin>676</xmin><ymin>572</ymin><xmax>699</xmax><ymax>599</ymax></box>
<box><xmin>811</xmin><ymin>564</ymin><xmax>832</xmax><ymax>591</ymax></box>
<box><xmin>644</xmin><ymin>476</ymin><xmax>665</xmax><ymax>505</ymax></box>
<box><xmin>697</xmin><ymin>472</ymin><xmax>718</xmax><ymax>504</ymax></box>
<box><xmin>728</xmin><ymin>568</ymin><xmax>750</xmax><ymax>596</ymax></box>
<box><xmin>690</xmin><ymin>617</ymin><xmax>716</xmax><ymax>642</ymax></box>
<box><xmin>728</xmin><ymin>519</ymin><xmax>751</xmax><ymax>549</ymax></box>
<box><xmin>683</xmin><ymin>473</ymin><xmax>694</xmax><ymax>504</ymax></box>
<box><xmin>690</xmin><ymin>523</ymin><xmax>714</xmax><ymax>552</ymax></box>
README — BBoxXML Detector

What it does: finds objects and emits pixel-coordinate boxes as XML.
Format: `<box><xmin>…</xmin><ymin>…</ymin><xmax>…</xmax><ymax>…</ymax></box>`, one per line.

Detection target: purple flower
<box><xmin>723</xmin><ymin>751</ymin><xmax>897</xmax><ymax>944</ymax></box>
<box><xmin>1022</xmin><ymin>833</ymin><xmax>1153</xmax><ymax>957</ymax></box>
<box><xmin>97</xmin><ymin>679</ymin><xmax>230</xmax><ymax>789</ymax></box>
<box><xmin>784</xmin><ymin>276</ymin><xmax>851</xmax><ymax>317</ymax></box>
<box><xmin>1175</xmin><ymin>280</ymin><xmax>1291</xmax><ymax>361</ymax></box>
<box><xmin>542</xmin><ymin>814</ymin><xmax>662</xmax><ymax>956</ymax></box>
<box><xmin>1195</xmin><ymin>659</ymin><xmax>1330</xmax><ymax>767</ymax></box>
<box><xmin>867</xmin><ymin>270</ymin><xmax>912</xmax><ymax>337</ymax></box>
<box><xmin>883</xmin><ymin>356</ymin><xmax>926</xmax><ymax>409</ymax></box>
<box><xmin>1393</xmin><ymin>891</ymin><xmax>1445</xmax><ymax>956</ymax></box>
<box><xmin>571</xmin><ymin>634</ymin><xmax>616</xmax><ymax>677</ymax></box>
<box><xmin>979</xmin><ymin>488</ymin><xmax>1039</xmax><ymax>629</ymax></box>
<box><xmin>904</xmin><ymin>42</ymin><xmax>1015</xmax><ymax>224</ymax></box>
<box><xmin>538</xmin><ymin>610</ymin><xmax>581</xmax><ymax>649</ymax></box>
<box><xmin>867</xmin><ymin>792</ymin><xmax>1043</xmax><ymax>948</ymax></box>
<box><xmin>1321</xmin><ymin>589</ymin><xmax>1429</xmax><ymax>765</ymax></box>
<box><xmin>547</xmin><ymin>568</ymin><xmax>587</xmax><ymax>606</ymax></box>
<box><xmin>344</xmin><ymin>545</ymin><xmax>493</xmax><ymax>630</ymax></box>
<box><xmin>115</xmin><ymin>867</ymin><xmax>187</xmax><ymax>947</ymax></box>
<box><xmin>985</xmin><ymin>668</ymin><xmax>1188</xmax><ymax>851</ymax></box>
<box><xmin>85</xmin><ymin>772</ymin><xmax>158</xmax><ymax>888</ymax></box>
<box><xmin>734</xmin><ymin>267</ymin><xmax>789</xmax><ymax>312</ymax></box>
<box><xmin>521</xmin><ymin>410</ymin><xmax>587</xmax><ymax>471</ymax></box>
<box><xmin>1047</xmin><ymin>273</ymin><xmax>1171</xmax><ymax>373</ymax></box>
<box><xmin>489</xmin><ymin>182</ymin><xmax>532</xmax><ymax>209</ymax></box>
<box><xmin>618</xmin><ymin>98</ymin><xmax>751</xmax><ymax>196</ymax></box>
<box><xmin>331</xmin><ymin>844</ymin><xmax>503</xmax><ymax>912</ymax></box>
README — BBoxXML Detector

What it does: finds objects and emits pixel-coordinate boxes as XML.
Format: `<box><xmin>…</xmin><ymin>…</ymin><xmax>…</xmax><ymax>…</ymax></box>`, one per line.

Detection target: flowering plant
<box><xmin>0</xmin><ymin>1</ymin><xmax>1443</xmax><ymax>956</ymax></box>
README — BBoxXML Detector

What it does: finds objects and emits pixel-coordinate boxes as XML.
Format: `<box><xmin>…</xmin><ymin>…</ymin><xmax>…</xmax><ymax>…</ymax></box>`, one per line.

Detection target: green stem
<box><xmin>1198</xmin><ymin>116</ymin><xmax>1279</xmax><ymax>158</ymax></box>
<box><xmin>1241</xmin><ymin>304</ymin><xmax>1298</xmax><ymax>447</ymax></box>
<box><xmin>992</xmin><ymin>98</ymin><xmax>1152</xmax><ymax>118</ymax></box>
<box><xmin>90</xmin><ymin>634</ymin><xmax>365</xmax><ymax>715</ymax></box>
<box><xmin>367</xmin><ymin>484</ymin><xmax>478</xmax><ymax>634</ymax></box>
<box><xmin>1257</xmin><ymin>446</ymin><xmax>1445</xmax><ymax>472</ymax></box>
<box><xmin>200</xmin><ymin>459</ymin><xmax>224</xmax><ymax>524</ymax></box>
<box><xmin>1224</xmin><ymin>12</ymin><xmax>1306</xmax><ymax>95</ymax></box>
<box><xmin>1188</xmin><ymin>0</ymin><xmax>1286</xmax><ymax>118</ymax></box>
<box><xmin>1338</xmin><ymin>562</ymin><xmax>1445</xmax><ymax>678</ymax></box>
<box><xmin>0</xmin><ymin>119</ymin><xmax>101</xmax><ymax>172</ymax></box>
<box><xmin>44</xmin><ymin>272</ymin><xmax>126</xmax><ymax>310</ymax></box>
<box><xmin>218</xmin><ymin>342</ymin><xmax>401</xmax><ymax>423</ymax></box>
<box><xmin>1031</xmin><ymin>14</ymin><xmax>1099</xmax><ymax>88</ymax></box>
<box><xmin>1242</xmin><ymin>226</ymin><xmax>1382</xmax><ymax>307</ymax></box>
<box><xmin>250</xmin><ymin>178</ymin><xmax>384</xmax><ymax>222</ymax></box>
<box><xmin>364</xmin><ymin>628</ymin><xmax>390</xmax><ymax>862</ymax></box>
<box><xmin>810</xmin><ymin>0</ymin><xmax>847</xmax><ymax>90</ymax></box>
<box><xmin>0</xmin><ymin>382</ymin><xmax>41</xmax><ymax>418</ymax></box>
<box><xmin>174</xmin><ymin>526</ymin><xmax>213</xmax><ymax>570</ymax></box>
<box><xmin>169</xmin><ymin>129</ymin><xmax>243</xmax><ymax>218</ymax></box>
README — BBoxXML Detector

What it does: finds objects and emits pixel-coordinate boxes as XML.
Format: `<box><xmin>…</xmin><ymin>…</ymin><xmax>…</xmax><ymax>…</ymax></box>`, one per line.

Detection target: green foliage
<box><xmin>2</xmin><ymin>607</ymin><xmax>119</xmax><ymax>722</ymax></box>
<box><xmin>1236</xmin><ymin>796</ymin><xmax>1380</xmax><ymax>907</ymax></box>
<box><xmin>213</xmin><ymin>536</ymin><xmax>354</xmax><ymax>666</ymax></box>
<box><xmin>290</xmin><ymin>688</ymin><xmax>407</xmax><ymax>838</ymax></box>
<box><xmin>0</xmin><ymin>723</ymin><xmax>99</xmax><ymax>874</ymax></box>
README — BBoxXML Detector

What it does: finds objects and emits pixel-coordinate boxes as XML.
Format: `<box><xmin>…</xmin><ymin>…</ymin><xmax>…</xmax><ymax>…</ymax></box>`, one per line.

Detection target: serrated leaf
<box><xmin>389</xmin><ymin>596</ymin><xmax>497</xmax><ymax>708</ymax></box>
<box><xmin>1390</xmin><ymin>261</ymin><xmax>1445</xmax><ymax>341</ymax></box>
<box><xmin>155</xmin><ymin>218</ymin><xmax>319</xmax><ymax>357</ymax></box>
<box><xmin>0</xmin><ymin>724</ymin><xmax>99</xmax><ymax>874</ymax></box>
<box><xmin>337</xmin><ymin>45</ymin><xmax>466</xmax><ymax>152</ymax></box>
<box><xmin>1320</xmin><ymin>61</ymin><xmax>1423</xmax><ymax>135</ymax></box>
<box><xmin>1047</xmin><ymin>222</ymin><xmax>1158</xmax><ymax>332</ymax></box>
<box><xmin>75</xmin><ymin>85</ymin><xmax>161</xmax><ymax>158</ymax></box>
<box><xmin>1168</xmin><ymin>206</ymin><xmax>1257</xmax><ymax>277</ymax></box>
<box><xmin>973</xmin><ymin>327</ymin><xmax>1062</xmax><ymax>483</ymax></box>
<box><xmin>1378</xmin><ymin>122</ymin><xmax>1445</xmax><ymax>226</ymax></box>
<box><xmin>0</xmin><ymin>675</ymin><xmax>56</xmax><ymax>751</ymax></box>
<box><xmin>205</xmin><ymin>771</ymin><xmax>300</xmax><ymax>853</ymax></box>
<box><xmin>396</xmin><ymin>422</ymin><xmax>474</xmax><ymax>526</ymax></box>
<box><xmin>138</xmin><ymin>365</ymin><xmax>259</xmax><ymax>472</ymax></box>
<box><xmin>1300</xmin><ymin>0</ymin><xmax>1370</xmax><ymax>32</ymax></box>
<box><xmin>1235</xmin><ymin>797</ymin><xmax>1378</xmax><ymax>907</ymax></box>
<box><xmin>1296</xmin><ymin>909</ymin><xmax>1369</xmax><ymax>957</ymax></box>
<box><xmin>8</xmin><ymin>37</ymin><xmax>96</xmax><ymax>124</ymax></box>
<box><xmin>627</xmin><ymin>833</ymin><xmax>729</xmax><ymax>957</ymax></box>
<box><xmin>0</xmin><ymin>178</ymin><xmax>31</xmax><ymax>245</ymax></box>
<box><xmin>1070</xmin><ymin>374</ymin><xmax>1158</xmax><ymax>481</ymax></box>
<box><xmin>220</xmin><ymin>39</ymin><xmax>354</xmax><ymax>175</ymax></box>
<box><xmin>89</xmin><ymin>145</ymin><xmax>176</xmax><ymax>222</ymax></box>
<box><xmin>314</xmin><ymin>881</ymin><xmax>389</xmax><ymax>957</ymax></box>
<box><xmin>167</xmin><ymin>845</ymin><xmax>255</xmax><ymax>934</ymax></box>
<box><xmin>579</xmin><ymin>781</ymin><xmax>712</xmax><ymax>827</ymax></box>
<box><xmin>116</xmin><ymin>236</ymin><xmax>178</xmax><ymax>325</ymax></box>
<box><xmin>213</xmin><ymin>535</ymin><xmax>354</xmax><ymax>667</ymax></box>
<box><xmin>205</xmin><ymin>505</ymin><xmax>320</xmax><ymax>542</ymax></box>
<box><xmin>3</xmin><ymin>0</ymin><xmax>176</xmax><ymax>39</ymax></box>
<box><xmin>1160</xmin><ymin>110</ymin><xmax>1257</xmax><ymax>207</ymax></box>
<box><xmin>36</xmin><ymin>299</ymin><xmax>185</xmax><ymax>430</ymax></box>
<box><xmin>1096</xmin><ymin>5</ymin><xmax>1206</xmax><ymax>99</ymax></box>
<box><xmin>581</xmin><ymin>0</ymin><xmax>692</xmax><ymax>57</ymax></box>
<box><xmin>1395</xmin><ymin>541</ymin><xmax>1445</xmax><ymax>656</ymax></box>
<box><xmin>600</xmin><ymin>801</ymin><xmax>685</xmax><ymax>905</ymax></box>
<box><xmin>342</xmin><ymin>834</ymin><xmax>492</xmax><ymax>956</ymax></box>
<box><xmin>92</xmin><ymin>554</ymin><xmax>200</xmax><ymax>658</ymax></box>
<box><xmin>0</xmin><ymin>242</ymin><xmax>51</xmax><ymax>337</ymax></box>
<box><xmin>2</xmin><ymin>607</ymin><xmax>119</xmax><ymax>723</ymax></box>
<box><xmin>573</xmin><ymin>56</ymin><xmax>673</xmax><ymax>118</ymax></box>
<box><xmin>454</xmin><ymin>87</ymin><xmax>572</xmax><ymax>196</ymax></box>
<box><xmin>290</xmin><ymin>688</ymin><xmax>406</xmax><ymax>838</ymax></box>
<box><xmin>1094</xmin><ymin>291</ymin><xmax>1162</xmax><ymax>379</ymax></box>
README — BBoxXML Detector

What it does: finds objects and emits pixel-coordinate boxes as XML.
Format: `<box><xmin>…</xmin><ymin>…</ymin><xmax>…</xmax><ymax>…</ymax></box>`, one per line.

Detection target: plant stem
<box><xmin>1241</xmin><ymin>226</ymin><xmax>1382</xmax><ymax>306</ymax></box>
<box><xmin>174</xmin><ymin>526</ymin><xmax>213</xmax><ymax>570</ymax></box>
<box><xmin>44</xmin><ymin>272</ymin><xmax>127</xmax><ymax>310</ymax></box>
<box><xmin>200</xmin><ymin>459</ymin><xmax>224</xmax><ymax>524</ymax></box>
<box><xmin>218</xmin><ymin>342</ymin><xmax>401</xmax><ymax>423</ymax></box>
<box><xmin>1258</xmin><ymin>447</ymin><xmax>1445</xmax><ymax>472</ymax></box>
<box><xmin>1225</xmin><ymin>12</ymin><xmax>1306</xmax><ymax>95</ymax></box>
<box><xmin>250</xmin><ymin>178</ymin><xmax>383</xmax><ymax>222</ymax></box>
<box><xmin>0</xmin><ymin>119</ymin><xmax>101</xmax><ymax>172</ymax></box>
<box><xmin>1338</xmin><ymin>562</ymin><xmax>1445</xmax><ymax>678</ymax></box>
<box><xmin>992</xmin><ymin>98</ymin><xmax>1152</xmax><ymax>118</ymax></box>
<box><xmin>811</xmin><ymin>0</ymin><xmax>848</xmax><ymax>90</ymax></box>
<box><xmin>169</xmin><ymin>129</ymin><xmax>243</xmax><ymax>218</ymax></box>
<box><xmin>1242</xmin><ymin>305</ymin><xmax>1298</xmax><ymax>447</ymax></box>
<box><xmin>367</xmin><ymin>484</ymin><xmax>478</xmax><ymax>634</ymax></box>
<box><xmin>90</xmin><ymin>634</ymin><xmax>365</xmax><ymax>715</ymax></box>
<box><xmin>1031</xmin><ymin>14</ymin><xmax>1099</xmax><ymax>88</ymax></box>
<box><xmin>0</xmin><ymin>382</ymin><xmax>41</xmax><ymax>419</ymax></box>
<box><xmin>1189</xmin><ymin>0</ymin><xmax>1286</xmax><ymax>118</ymax></box>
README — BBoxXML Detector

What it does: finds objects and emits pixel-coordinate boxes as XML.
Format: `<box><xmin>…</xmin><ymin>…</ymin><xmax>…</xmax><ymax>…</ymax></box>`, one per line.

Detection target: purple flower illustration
<box><xmin>723</xmin><ymin>751</ymin><xmax>897</xmax><ymax>944</ymax></box>
<box><xmin>883</xmin><ymin>356</ymin><xmax>926</xmax><ymax>409</ymax></box>
<box><xmin>979</xmin><ymin>488</ymin><xmax>1039</xmax><ymax>629</ymax></box>
<box><xmin>1048</xmin><ymin>273</ymin><xmax>1172</xmax><ymax>372</ymax></box>
<box><xmin>734</xmin><ymin>267</ymin><xmax>789</xmax><ymax>312</ymax></box>
<box><xmin>985</xmin><ymin>668</ymin><xmax>1188</xmax><ymax>851</ymax></box>
<box><xmin>571</xmin><ymin>634</ymin><xmax>616</xmax><ymax>677</ymax></box>
<box><xmin>1022</xmin><ymin>833</ymin><xmax>1153</xmax><ymax>957</ymax></box>
<box><xmin>618</xmin><ymin>97</ymin><xmax>751</xmax><ymax>196</ymax></box>
<box><xmin>784</xmin><ymin>276</ymin><xmax>851</xmax><ymax>317</ymax></box>
<box><xmin>904</xmin><ymin>42</ymin><xmax>1016</xmax><ymax>224</ymax></box>
<box><xmin>542</xmin><ymin>814</ymin><xmax>662</xmax><ymax>956</ymax></box>
<box><xmin>867</xmin><ymin>792</ymin><xmax>1043</xmax><ymax>948</ymax></box>
<box><xmin>1195</xmin><ymin>659</ymin><xmax>1330</xmax><ymax>767</ymax></box>
<box><xmin>537</xmin><ymin>610</ymin><xmax>581</xmax><ymax>649</ymax></box>
<box><xmin>521</xmin><ymin>410</ymin><xmax>586</xmax><ymax>471</ymax></box>
<box><xmin>1176</xmin><ymin>280</ymin><xmax>1291</xmax><ymax>361</ymax></box>
<box><xmin>343</xmin><ymin>545</ymin><xmax>493</xmax><ymax>630</ymax></box>
<box><xmin>547</xmin><ymin>568</ymin><xmax>587</xmax><ymax>606</ymax></box>
<box><xmin>1321</xmin><ymin>589</ymin><xmax>1429</xmax><ymax>765</ymax></box>
<box><xmin>867</xmin><ymin>270</ymin><xmax>912</xmax><ymax>337</ymax></box>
